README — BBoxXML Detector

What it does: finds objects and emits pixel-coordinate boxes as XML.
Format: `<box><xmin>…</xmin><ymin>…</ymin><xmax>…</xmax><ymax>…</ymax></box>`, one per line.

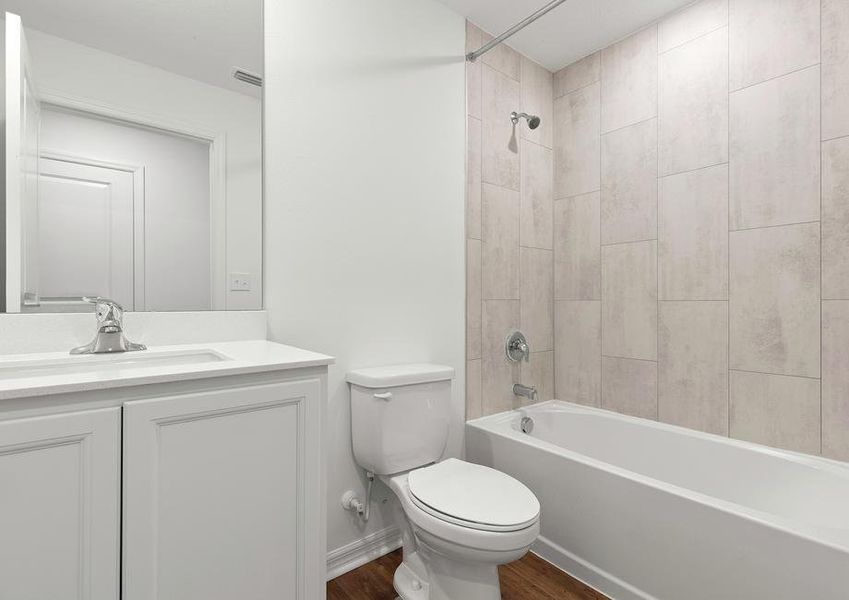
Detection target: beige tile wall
<box><xmin>466</xmin><ymin>0</ymin><xmax>849</xmax><ymax>463</ymax></box>
<box><xmin>466</xmin><ymin>22</ymin><xmax>555</xmax><ymax>418</ymax></box>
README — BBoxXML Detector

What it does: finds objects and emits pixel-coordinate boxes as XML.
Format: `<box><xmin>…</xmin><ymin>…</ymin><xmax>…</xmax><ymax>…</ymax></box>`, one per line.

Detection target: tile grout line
<box><xmin>727</xmin><ymin>0</ymin><xmax>732</xmax><ymax>440</ymax></box>
<box><xmin>730</xmin><ymin>368</ymin><xmax>821</xmax><ymax>382</ymax></box>
<box><xmin>658</xmin><ymin>22</ymin><xmax>729</xmax><ymax>56</ymax></box>
<box><xmin>819</xmin><ymin>4</ymin><xmax>824</xmax><ymax>456</ymax></box>
<box><xmin>656</xmin><ymin>40</ymin><xmax>661</xmax><ymax>423</ymax></box>
<box><xmin>729</xmin><ymin>61</ymin><xmax>822</xmax><ymax>96</ymax></box>
<box><xmin>730</xmin><ymin>219</ymin><xmax>821</xmax><ymax>234</ymax></box>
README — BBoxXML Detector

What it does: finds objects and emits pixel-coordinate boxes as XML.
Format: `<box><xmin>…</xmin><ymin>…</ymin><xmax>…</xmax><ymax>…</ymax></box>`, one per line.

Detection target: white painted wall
<box><xmin>23</xmin><ymin>26</ymin><xmax>262</xmax><ymax>310</ymax></box>
<box><xmin>39</xmin><ymin>108</ymin><xmax>211</xmax><ymax>311</ymax></box>
<box><xmin>263</xmin><ymin>0</ymin><xmax>466</xmax><ymax>567</ymax></box>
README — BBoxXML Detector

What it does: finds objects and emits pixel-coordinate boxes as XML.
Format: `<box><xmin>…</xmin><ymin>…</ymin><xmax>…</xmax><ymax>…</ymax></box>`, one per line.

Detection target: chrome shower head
<box><xmin>510</xmin><ymin>111</ymin><xmax>541</xmax><ymax>129</ymax></box>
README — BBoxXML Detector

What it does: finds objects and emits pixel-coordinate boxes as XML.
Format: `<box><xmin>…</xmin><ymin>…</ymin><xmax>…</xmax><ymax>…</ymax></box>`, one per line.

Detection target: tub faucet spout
<box><xmin>513</xmin><ymin>383</ymin><xmax>538</xmax><ymax>402</ymax></box>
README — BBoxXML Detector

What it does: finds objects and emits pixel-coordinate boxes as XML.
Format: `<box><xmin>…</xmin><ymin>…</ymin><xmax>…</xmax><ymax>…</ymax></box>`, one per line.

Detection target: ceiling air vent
<box><xmin>232</xmin><ymin>68</ymin><xmax>263</xmax><ymax>87</ymax></box>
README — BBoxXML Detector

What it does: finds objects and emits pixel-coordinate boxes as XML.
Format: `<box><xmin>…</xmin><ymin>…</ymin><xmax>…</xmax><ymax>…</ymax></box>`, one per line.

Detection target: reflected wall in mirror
<box><xmin>1</xmin><ymin>0</ymin><xmax>262</xmax><ymax>312</ymax></box>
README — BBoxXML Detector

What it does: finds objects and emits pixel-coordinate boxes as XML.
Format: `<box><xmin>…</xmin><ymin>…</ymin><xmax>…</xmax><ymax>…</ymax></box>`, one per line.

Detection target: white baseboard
<box><xmin>531</xmin><ymin>535</ymin><xmax>654</xmax><ymax>600</ymax></box>
<box><xmin>326</xmin><ymin>526</ymin><xmax>402</xmax><ymax>581</ymax></box>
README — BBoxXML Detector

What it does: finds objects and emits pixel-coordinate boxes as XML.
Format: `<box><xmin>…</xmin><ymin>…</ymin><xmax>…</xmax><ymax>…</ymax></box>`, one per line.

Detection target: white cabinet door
<box><xmin>0</xmin><ymin>408</ymin><xmax>121</xmax><ymax>600</ymax></box>
<box><xmin>123</xmin><ymin>379</ymin><xmax>323</xmax><ymax>600</ymax></box>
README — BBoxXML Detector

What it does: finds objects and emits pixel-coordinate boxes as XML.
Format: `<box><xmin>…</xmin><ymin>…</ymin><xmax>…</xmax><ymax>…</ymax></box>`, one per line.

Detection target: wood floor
<box><xmin>327</xmin><ymin>549</ymin><xmax>608</xmax><ymax>600</ymax></box>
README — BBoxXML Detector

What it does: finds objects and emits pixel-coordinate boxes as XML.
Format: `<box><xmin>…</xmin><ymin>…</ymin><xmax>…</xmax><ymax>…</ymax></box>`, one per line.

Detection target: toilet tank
<box><xmin>347</xmin><ymin>364</ymin><xmax>454</xmax><ymax>475</ymax></box>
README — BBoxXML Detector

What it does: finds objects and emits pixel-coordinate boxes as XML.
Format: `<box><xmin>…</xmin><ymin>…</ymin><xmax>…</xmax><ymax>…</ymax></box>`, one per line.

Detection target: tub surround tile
<box><xmin>520</xmin><ymin>248</ymin><xmax>554</xmax><ymax>352</ymax></box>
<box><xmin>554</xmin><ymin>301</ymin><xmax>601</xmax><ymax>406</ymax></box>
<box><xmin>659</xmin><ymin>0</ymin><xmax>728</xmax><ymax>53</ymax></box>
<box><xmin>823</xmin><ymin>0</ymin><xmax>849</xmax><ymax>141</ymax></box>
<box><xmin>520</xmin><ymin>140</ymin><xmax>553</xmax><ymax>250</ymax></box>
<box><xmin>466</xmin><ymin>116</ymin><xmax>482</xmax><ymax>240</ymax></box>
<box><xmin>659</xmin><ymin>164</ymin><xmax>729</xmax><ymax>300</ymax></box>
<box><xmin>521</xmin><ymin>351</ymin><xmax>554</xmax><ymax>403</ymax></box>
<box><xmin>466</xmin><ymin>358</ymin><xmax>483</xmax><ymax>420</ymax></box>
<box><xmin>554</xmin><ymin>52</ymin><xmax>599</xmax><ymax>98</ymax></box>
<box><xmin>659</xmin><ymin>302</ymin><xmax>729</xmax><ymax>435</ymax></box>
<box><xmin>823</xmin><ymin>137</ymin><xmax>849</xmax><ymax>299</ymax></box>
<box><xmin>466</xmin><ymin>22</ymin><xmax>483</xmax><ymax>120</ymax></box>
<box><xmin>554</xmin><ymin>82</ymin><xmax>601</xmax><ymax>199</ymax></box>
<box><xmin>659</xmin><ymin>27</ymin><xmax>728</xmax><ymax>176</ymax></box>
<box><xmin>823</xmin><ymin>301</ymin><xmax>849</xmax><ymax>461</ymax></box>
<box><xmin>730</xmin><ymin>223</ymin><xmax>820</xmax><ymax>378</ymax></box>
<box><xmin>554</xmin><ymin>192</ymin><xmax>600</xmax><ymax>300</ymax></box>
<box><xmin>602</xmin><ymin>241</ymin><xmax>658</xmax><ymax>361</ymax></box>
<box><xmin>482</xmin><ymin>300</ymin><xmax>521</xmax><ymax>415</ymax></box>
<box><xmin>729</xmin><ymin>66</ymin><xmax>820</xmax><ymax>230</ymax></box>
<box><xmin>601</xmin><ymin>119</ymin><xmax>658</xmax><ymax>245</ymax></box>
<box><xmin>729</xmin><ymin>0</ymin><xmax>820</xmax><ymax>91</ymax></box>
<box><xmin>730</xmin><ymin>370</ymin><xmax>821</xmax><ymax>455</ymax></box>
<box><xmin>467</xmin><ymin>240</ymin><xmax>482</xmax><ymax>360</ymax></box>
<box><xmin>600</xmin><ymin>26</ymin><xmax>658</xmax><ymax>134</ymax></box>
<box><xmin>482</xmin><ymin>184</ymin><xmax>520</xmax><ymax>300</ymax></box>
<box><xmin>601</xmin><ymin>357</ymin><xmax>658</xmax><ymax>420</ymax></box>
<box><xmin>520</xmin><ymin>58</ymin><xmax>554</xmax><ymax>149</ymax></box>
<box><xmin>481</xmin><ymin>31</ymin><xmax>521</xmax><ymax>81</ymax></box>
<box><xmin>482</xmin><ymin>65</ymin><xmax>521</xmax><ymax>191</ymax></box>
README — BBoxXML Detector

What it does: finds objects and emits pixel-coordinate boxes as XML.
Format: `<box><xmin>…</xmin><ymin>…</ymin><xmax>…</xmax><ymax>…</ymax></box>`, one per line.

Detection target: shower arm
<box><xmin>466</xmin><ymin>0</ymin><xmax>568</xmax><ymax>63</ymax></box>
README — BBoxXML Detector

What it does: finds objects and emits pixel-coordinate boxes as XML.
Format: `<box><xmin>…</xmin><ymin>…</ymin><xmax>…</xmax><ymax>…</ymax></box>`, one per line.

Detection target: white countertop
<box><xmin>0</xmin><ymin>340</ymin><xmax>334</xmax><ymax>400</ymax></box>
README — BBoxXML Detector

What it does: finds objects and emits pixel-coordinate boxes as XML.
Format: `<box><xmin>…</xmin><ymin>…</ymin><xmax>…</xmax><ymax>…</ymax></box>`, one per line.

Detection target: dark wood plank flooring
<box><xmin>327</xmin><ymin>549</ymin><xmax>608</xmax><ymax>600</ymax></box>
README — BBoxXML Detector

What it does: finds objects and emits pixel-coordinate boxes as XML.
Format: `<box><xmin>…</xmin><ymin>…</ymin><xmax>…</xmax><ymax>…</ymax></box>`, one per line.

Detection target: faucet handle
<box><xmin>82</xmin><ymin>297</ymin><xmax>124</xmax><ymax>324</ymax></box>
<box><xmin>505</xmin><ymin>330</ymin><xmax>531</xmax><ymax>363</ymax></box>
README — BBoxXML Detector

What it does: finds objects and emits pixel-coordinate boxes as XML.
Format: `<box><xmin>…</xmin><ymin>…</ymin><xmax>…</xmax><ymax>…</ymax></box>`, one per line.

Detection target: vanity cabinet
<box><xmin>0</xmin><ymin>408</ymin><xmax>121</xmax><ymax>600</ymax></box>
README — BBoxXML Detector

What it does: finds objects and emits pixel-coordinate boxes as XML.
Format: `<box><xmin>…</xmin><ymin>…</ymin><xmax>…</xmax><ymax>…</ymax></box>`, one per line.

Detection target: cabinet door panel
<box><xmin>123</xmin><ymin>379</ymin><xmax>320</xmax><ymax>600</ymax></box>
<box><xmin>0</xmin><ymin>408</ymin><xmax>121</xmax><ymax>600</ymax></box>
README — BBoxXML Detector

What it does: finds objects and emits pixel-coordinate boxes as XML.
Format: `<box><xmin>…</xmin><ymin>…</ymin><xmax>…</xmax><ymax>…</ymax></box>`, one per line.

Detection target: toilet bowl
<box><xmin>347</xmin><ymin>364</ymin><xmax>541</xmax><ymax>600</ymax></box>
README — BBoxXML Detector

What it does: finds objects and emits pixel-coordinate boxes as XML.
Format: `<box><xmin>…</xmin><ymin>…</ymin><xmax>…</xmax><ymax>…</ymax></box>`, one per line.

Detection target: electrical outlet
<box><xmin>229</xmin><ymin>272</ymin><xmax>251</xmax><ymax>292</ymax></box>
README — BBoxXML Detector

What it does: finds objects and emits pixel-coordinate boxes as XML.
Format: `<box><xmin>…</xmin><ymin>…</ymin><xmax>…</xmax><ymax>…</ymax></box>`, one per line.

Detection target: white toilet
<box><xmin>347</xmin><ymin>364</ymin><xmax>540</xmax><ymax>600</ymax></box>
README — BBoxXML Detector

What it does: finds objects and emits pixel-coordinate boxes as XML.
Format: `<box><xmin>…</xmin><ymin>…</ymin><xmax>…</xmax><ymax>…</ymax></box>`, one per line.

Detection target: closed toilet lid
<box><xmin>407</xmin><ymin>459</ymin><xmax>540</xmax><ymax>532</ymax></box>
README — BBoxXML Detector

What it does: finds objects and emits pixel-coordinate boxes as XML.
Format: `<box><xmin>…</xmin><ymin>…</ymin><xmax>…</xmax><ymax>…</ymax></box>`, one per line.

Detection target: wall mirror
<box><xmin>1</xmin><ymin>0</ymin><xmax>262</xmax><ymax>312</ymax></box>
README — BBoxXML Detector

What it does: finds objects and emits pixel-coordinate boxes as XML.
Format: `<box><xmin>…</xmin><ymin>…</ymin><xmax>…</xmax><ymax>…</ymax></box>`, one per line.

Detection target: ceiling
<box><xmin>439</xmin><ymin>0</ymin><xmax>697</xmax><ymax>71</ymax></box>
<box><xmin>2</xmin><ymin>0</ymin><xmax>262</xmax><ymax>97</ymax></box>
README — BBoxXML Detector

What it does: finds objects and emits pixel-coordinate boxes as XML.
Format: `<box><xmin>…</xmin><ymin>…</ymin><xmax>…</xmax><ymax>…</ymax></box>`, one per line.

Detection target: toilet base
<box><xmin>393</xmin><ymin>544</ymin><xmax>502</xmax><ymax>600</ymax></box>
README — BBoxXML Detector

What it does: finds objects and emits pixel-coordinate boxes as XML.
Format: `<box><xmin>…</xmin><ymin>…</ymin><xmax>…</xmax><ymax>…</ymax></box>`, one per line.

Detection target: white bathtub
<box><xmin>465</xmin><ymin>400</ymin><xmax>849</xmax><ymax>599</ymax></box>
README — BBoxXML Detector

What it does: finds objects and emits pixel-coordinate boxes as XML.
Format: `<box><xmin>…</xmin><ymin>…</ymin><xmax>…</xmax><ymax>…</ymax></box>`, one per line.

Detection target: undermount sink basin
<box><xmin>0</xmin><ymin>350</ymin><xmax>229</xmax><ymax>381</ymax></box>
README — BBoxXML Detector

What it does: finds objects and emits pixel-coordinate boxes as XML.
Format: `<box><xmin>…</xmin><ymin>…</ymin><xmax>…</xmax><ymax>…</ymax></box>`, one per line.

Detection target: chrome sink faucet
<box><xmin>70</xmin><ymin>297</ymin><xmax>147</xmax><ymax>354</ymax></box>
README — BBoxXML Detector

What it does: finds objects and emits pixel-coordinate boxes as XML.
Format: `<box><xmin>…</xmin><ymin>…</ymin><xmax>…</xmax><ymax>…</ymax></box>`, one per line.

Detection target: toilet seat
<box><xmin>407</xmin><ymin>459</ymin><xmax>540</xmax><ymax>533</ymax></box>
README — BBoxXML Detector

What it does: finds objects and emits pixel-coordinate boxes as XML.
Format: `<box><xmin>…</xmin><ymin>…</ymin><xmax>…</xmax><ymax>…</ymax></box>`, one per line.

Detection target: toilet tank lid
<box><xmin>347</xmin><ymin>363</ymin><xmax>455</xmax><ymax>388</ymax></box>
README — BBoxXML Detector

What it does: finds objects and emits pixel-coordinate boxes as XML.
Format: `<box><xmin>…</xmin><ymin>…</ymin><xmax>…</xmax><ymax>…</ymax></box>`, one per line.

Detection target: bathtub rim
<box><xmin>466</xmin><ymin>399</ymin><xmax>849</xmax><ymax>556</ymax></box>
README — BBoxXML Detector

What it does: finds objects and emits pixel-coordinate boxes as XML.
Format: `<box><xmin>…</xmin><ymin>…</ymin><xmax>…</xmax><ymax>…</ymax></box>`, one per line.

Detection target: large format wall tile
<box><xmin>730</xmin><ymin>370</ymin><xmax>821</xmax><ymax>455</ymax></box>
<box><xmin>600</xmin><ymin>26</ymin><xmax>658</xmax><ymax>134</ymax></box>
<box><xmin>823</xmin><ymin>137</ymin><xmax>849</xmax><ymax>299</ymax></box>
<box><xmin>659</xmin><ymin>302</ymin><xmax>729</xmax><ymax>435</ymax></box>
<box><xmin>823</xmin><ymin>0</ymin><xmax>849</xmax><ymax>141</ymax></box>
<box><xmin>659</xmin><ymin>164</ymin><xmax>728</xmax><ymax>300</ymax></box>
<box><xmin>602</xmin><ymin>241</ymin><xmax>658</xmax><ymax>360</ymax></box>
<box><xmin>481</xmin><ymin>184</ymin><xmax>519</xmax><ymax>300</ymax></box>
<box><xmin>601</xmin><ymin>119</ymin><xmax>658</xmax><ymax>245</ymax></box>
<box><xmin>466</xmin><ymin>358</ymin><xmax>482</xmax><ymax>420</ymax></box>
<box><xmin>482</xmin><ymin>65</ymin><xmax>521</xmax><ymax>191</ymax></box>
<box><xmin>729</xmin><ymin>66</ymin><xmax>820</xmax><ymax>230</ymax></box>
<box><xmin>730</xmin><ymin>223</ymin><xmax>820</xmax><ymax>378</ymax></box>
<box><xmin>520</xmin><ymin>58</ymin><xmax>554</xmax><ymax>149</ymax></box>
<box><xmin>467</xmin><ymin>239</ymin><xmax>482</xmax><ymax>359</ymax></box>
<box><xmin>554</xmin><ymin>52</ymin><xmax>599</xmax><ymax>98</ymax></box>
<box><xmin>823</xmin><ymin>301</ymin><xmax>849</xmax><ymax>461</ymax></box>
<box><xmin>554</xmin><ymin>192</ymin><xmax>600</xmax><ymax>300</ymax></box>
<box><xmin>482</xmin><ymin>300</ymin><xmax>520</xmax><ymax>414</ymax></box>
<box><xmin>466</xmin><ymin>22</ymin><xmax>483</xmax><ymax>120</ymax></box>
<box><xmin>729</xmin><ymin>0</ymin><xmax>820</xmax><ymax>91</ymax></box>
<box><xmin>466</xmin><ymin>116</ymin><xmax>482</xmax><ymax>240</ymax></box>
<box><xmin>481</xmin><ymin>31</ymin><xmax>521</xmax><ymax>81</ymax></box>
<box><xmin>659</xmin><ymin>0</ymin><xmax>728</xmax><ymax>53</ymax></box>
<box><xmin>554</xmin><ymin>82</ymin><xmax>600</xmax><ymax>199</ymax></box>
<box><xmin>520</xmin><ymin>140</ymin><xmax>553</xmax><ymax>250</ymax></box>
<box><xmin>554</xmin><ymin>301</ymin><xmax>601</xmax><ymax>406</ymax></box>
<box><xmin>659</xmin><ymin>27</ymin><xmax>728</xmax><ymax>176</ymax></box>
<box><xmin>521</xmin><ymin>351</ymin><xmax>554</xmax><ymax>402</ymax></box>
<box><xmin>602</xmin><ymin>357</ymin><xmax>658</xmax><ymax>420</ymax></box>
<box><xmin>520</xmin><ymin>248</ymin><xmax>553</xmax><ymax>352</ymax></box>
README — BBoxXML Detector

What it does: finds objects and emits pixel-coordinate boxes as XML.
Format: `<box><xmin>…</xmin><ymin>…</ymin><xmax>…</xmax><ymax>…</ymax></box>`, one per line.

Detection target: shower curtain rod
<box><xmin>465</xmin><ymin>0</ymin><xmax>568</xmax><ymax>62</ymax></box>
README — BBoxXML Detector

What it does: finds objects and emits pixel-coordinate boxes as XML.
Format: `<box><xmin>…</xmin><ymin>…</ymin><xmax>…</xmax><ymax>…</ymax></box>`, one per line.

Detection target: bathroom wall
<box><xmin>264</xmin><ymin>0</ymin><xmax>466</xmax><ymax>575</ymax></box>
<box><xmin>465</xmin><ymin>22</ymin><xmax>555</xmax><ymax>419</ymax></box>
<box><xmin>550</xmin><ymin>0</ymin><xmax>849</xmax><ymax>461</ymax></box>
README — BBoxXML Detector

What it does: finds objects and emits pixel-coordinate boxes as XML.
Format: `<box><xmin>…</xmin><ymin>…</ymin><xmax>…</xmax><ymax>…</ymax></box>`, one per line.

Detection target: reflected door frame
<box><xmin>36</xmin><ymin>92</ymin><xmax>228</xmax><ymax>311</ymax></box>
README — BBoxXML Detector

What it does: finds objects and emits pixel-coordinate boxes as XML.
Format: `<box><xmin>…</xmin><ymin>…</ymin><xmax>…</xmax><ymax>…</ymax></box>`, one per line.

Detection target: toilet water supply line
<box><xmin>341</xmin><ymin>470</ymin><xmax>374</xmax><ymax>521</ymax></box>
